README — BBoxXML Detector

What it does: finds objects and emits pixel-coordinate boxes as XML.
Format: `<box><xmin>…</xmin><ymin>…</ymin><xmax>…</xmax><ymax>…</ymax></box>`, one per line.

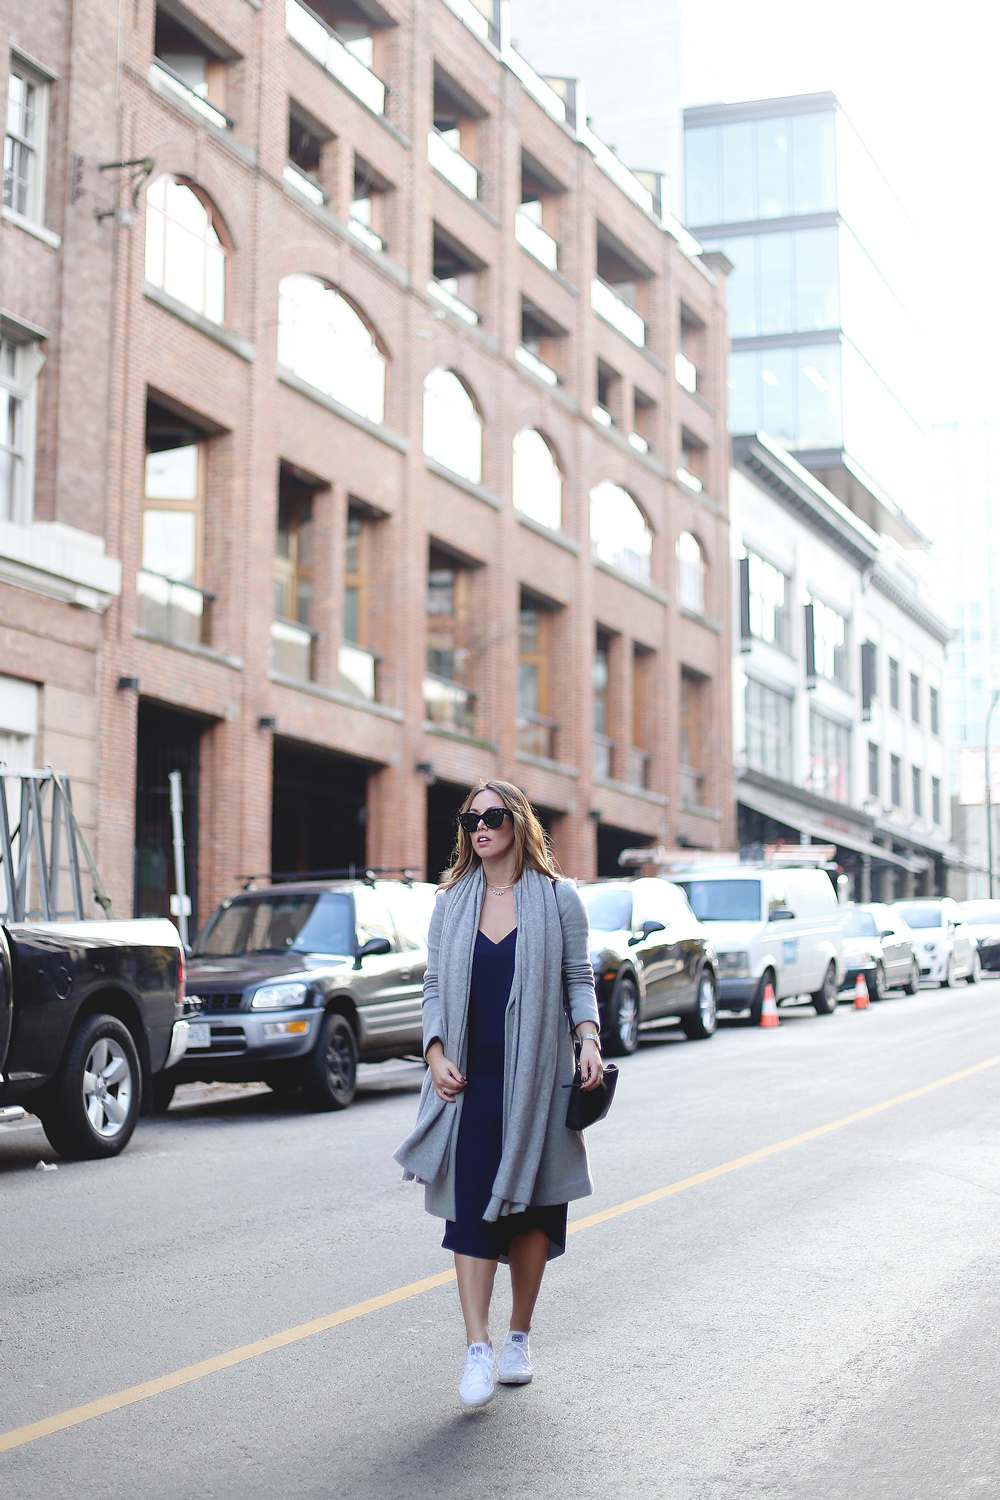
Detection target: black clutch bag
<box><xmin>565</xmin><ymin>1050</ymin><xmax>618</xmax><ymax>1130</ymax></box>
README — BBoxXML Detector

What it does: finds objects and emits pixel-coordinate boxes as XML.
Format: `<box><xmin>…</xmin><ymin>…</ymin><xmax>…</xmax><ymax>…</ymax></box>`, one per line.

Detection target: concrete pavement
<box><xmin>4</xmin><ymin>981</ymin><xmax>1000</xmax><ymax>1498</ymax></box>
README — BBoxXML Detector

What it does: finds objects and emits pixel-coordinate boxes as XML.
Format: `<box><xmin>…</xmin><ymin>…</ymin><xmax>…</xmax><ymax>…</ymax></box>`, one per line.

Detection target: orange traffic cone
<box><xmin>853</xmin><ymin>972</ymin><xmax>870</xmax><ymax>1010</ymax></box>
<box><xmin>759</xmin><ymin>982</ymin><xmax>779</xmax><ymax>1028</ymax></box>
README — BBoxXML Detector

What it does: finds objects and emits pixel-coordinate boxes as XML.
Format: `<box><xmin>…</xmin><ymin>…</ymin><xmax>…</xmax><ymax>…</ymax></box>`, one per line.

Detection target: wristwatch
<box><xmin>577</xmin><ymin>1032</ymin><xmax>601</xmax><ymax>1048</ymax></box>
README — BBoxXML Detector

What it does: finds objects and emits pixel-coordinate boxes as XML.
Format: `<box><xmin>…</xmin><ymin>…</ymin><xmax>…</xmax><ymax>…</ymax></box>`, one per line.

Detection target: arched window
<box><xmin>145</xmin><ymin>175</ymin><xmax>226</xmax><ymax>325</ymax></box>
<box><xmin>512</xmin><ymin>428</ymin><xmax>562</xmax><ymax>531</ymax></box>
<box><xmin>423</xmin><ymin>368</ymin><xmax>482</xmax><ymax>484</ymax></box>
<box><xmin>589</xmin><ymin>482</ymin><xmax>652</xmax><ymax>582</ymax></box>
<box><xmin>277</xmin><ymin>274</ymin><xmax>386</xmax><ymax>425</ymax></box>
<box><xmin>676</xmin><ymin>531</ymin><xmax>706</xmax><ymax>612</ymax></box>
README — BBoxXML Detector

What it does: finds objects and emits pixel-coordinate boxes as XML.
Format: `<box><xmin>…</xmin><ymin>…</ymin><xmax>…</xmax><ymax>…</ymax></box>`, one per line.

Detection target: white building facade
<box><xmin>731</xmin><ymin>435</ymin><xmax>954</xmax><ymax>898</ymax></box>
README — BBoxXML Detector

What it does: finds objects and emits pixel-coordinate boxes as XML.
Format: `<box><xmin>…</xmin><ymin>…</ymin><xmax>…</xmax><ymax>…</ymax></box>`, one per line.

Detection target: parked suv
<box><xmin>674</xmin><ymin>864</ymin><xmax>844</xmax><ymax>1021</ymax></box>
<box><xmin>578</xmin><ymin>878</ymin><xmax>718</xmax><ymax>1055</ymax></box>
<box><xmin>157</xmin><ymin>877</ymin><xmax>437</xmax><ymax>1111</ymax></box>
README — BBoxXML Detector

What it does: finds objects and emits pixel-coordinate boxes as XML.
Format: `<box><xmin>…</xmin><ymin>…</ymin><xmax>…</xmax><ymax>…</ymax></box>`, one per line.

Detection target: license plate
<box><xmin>187</xmin><ymin>1022</ymin><xmax>211</xmax><ymax>1050</ymax></box>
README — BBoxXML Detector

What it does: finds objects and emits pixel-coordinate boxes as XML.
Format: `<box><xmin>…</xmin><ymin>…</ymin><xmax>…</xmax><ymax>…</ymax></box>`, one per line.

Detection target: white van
<box><xmin>674</xmin><ymin>866</ymin><xmax>845</xmax><ymax>1018</ymax></box>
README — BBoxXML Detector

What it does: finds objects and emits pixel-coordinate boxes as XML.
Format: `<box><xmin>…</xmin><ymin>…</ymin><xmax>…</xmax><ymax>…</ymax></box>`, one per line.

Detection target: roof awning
<box><xmin>738</xmin><ymin>782</ymin><xmax>924</xmax><ymax>874</ymax></box>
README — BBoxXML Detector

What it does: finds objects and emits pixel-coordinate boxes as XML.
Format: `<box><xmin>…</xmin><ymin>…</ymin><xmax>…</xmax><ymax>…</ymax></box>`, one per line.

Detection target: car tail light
<box><xmin>177</xmin><ymin>945</ymin><xmax>185</xmax><ymax>1007</ymax></box>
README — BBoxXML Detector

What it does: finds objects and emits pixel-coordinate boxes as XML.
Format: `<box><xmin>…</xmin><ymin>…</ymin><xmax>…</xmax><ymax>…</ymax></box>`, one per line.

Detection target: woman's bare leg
<box><xmin>454</xmin><ymin>1253</ymin><xmax>499</xmax><ymax>1344</ymax></box>
<box><xmin>508</xmin><ymin>1229</ymin><xmax>549</xmax><ymax>1333</ymax></box>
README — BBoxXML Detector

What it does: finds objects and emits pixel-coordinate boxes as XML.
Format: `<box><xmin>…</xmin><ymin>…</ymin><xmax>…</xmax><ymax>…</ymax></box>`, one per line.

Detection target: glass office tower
<box><xmin>684</xmin><ymin>93</ymin><xmax>925</xmax><ymax>545</ymax></box>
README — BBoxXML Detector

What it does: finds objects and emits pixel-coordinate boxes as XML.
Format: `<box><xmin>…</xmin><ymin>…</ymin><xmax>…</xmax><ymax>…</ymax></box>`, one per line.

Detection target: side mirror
<box><xmin>354</xmin><ymin>935</ymin><xmax>392</xmax><ymax>968</ymax></box>
<box><xmin>628</xmin><ymin>919</ymin><xmax>666</xmax><ymax>946</ymax></box>
<box><xmin>769</xmin><ymin>908</ymin><xmax>795</xmax><ymax>922</ymax></box>
<box><xmin>880</xmin><ymin>929</ymin><xmax>894</xmax><ymax>940</ymax></box>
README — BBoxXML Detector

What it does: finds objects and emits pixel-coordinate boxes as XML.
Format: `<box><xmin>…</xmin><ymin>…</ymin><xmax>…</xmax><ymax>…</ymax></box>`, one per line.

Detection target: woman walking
<box><xmin>394</xmin><ymin>780</ymin><xmax>603</xmax><ymax>1408</ymax></box>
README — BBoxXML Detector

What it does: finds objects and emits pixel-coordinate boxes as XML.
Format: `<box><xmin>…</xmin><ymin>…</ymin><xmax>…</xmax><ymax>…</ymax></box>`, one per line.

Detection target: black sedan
<box><xmin>578</xmin><ymin>878</ymin><xmax>718</xmax><ymax>1056</ymax></box>
<box><xmin>958</xmin><ymin>900</ymin><xmax>1000</xmax><ymax>972</ymax></box>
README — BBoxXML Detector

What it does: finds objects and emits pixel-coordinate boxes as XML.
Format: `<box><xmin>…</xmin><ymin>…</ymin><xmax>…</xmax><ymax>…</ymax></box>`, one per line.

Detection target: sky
<box><xmin>680</xmin><ymin>0</ymin><xmax>1000</xmax><ymax>430</ymax></box>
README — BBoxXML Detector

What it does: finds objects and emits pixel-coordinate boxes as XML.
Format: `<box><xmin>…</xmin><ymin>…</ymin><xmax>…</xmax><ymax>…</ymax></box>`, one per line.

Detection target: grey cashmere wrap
<box><xmin>393</xmin><ymin>867</ymin><xmax>600</xmax><ymax>1222</ymax></box>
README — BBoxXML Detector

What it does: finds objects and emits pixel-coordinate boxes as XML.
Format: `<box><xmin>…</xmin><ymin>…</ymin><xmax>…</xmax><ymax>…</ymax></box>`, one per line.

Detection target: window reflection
<box><xmin>512</xmin><ymin>428</ymin><xmax>561</xmax><ymax>530</ymax></box>
<box><xmin>758</xmin><ymin>233</ymin><xmax>793</xmax><ymax>333</ymax></box>
<box><xmin>589</xmin><ymin>482</ymin><xmax>652</xmax><ymax>582</ymax></box>
<box><xmin>676</xmin><ymin>531</ymin><xmax>706</xmax><ymax>613</ymax></box>
<box><xmin>756</xmin><ymin>117</ymin><xmax>791</xmax><ymax>219</ymax></box>
<box><xmin>728</xmin><ymin>344</ymin><xmax>843</xmax><ymax>449</ymax></box>
<box><xmin>748</xmin><ymin>552</ymin><xmax>790</xmax><ymax>648</ymax></box>
<box><xmin>145</xmin><ymin>175</ymin><xmax>226</xmax><ymax>325</ymax></box>
<box><xmin>791</xmin><ymin>113</ymin><xmax>837</xmax><ymax>214</ymax></box>
<box><xmin>721</xmin><ymin>121</ymin><xmax>753</xmax><ymax>222</ymax></box>
<box><xmin>278</xmin><ymin>274</ymin><xmax>385</xmax><ymax>425</ymax></box>
<box><xmin>423</xmin><ymin>368</ymin><xmax>482</xmax><ymax>484</ymax></box>
<box><xmin>684</xmin><ymin>126</ymin><xmax>719</xmax><ymax>226</ymax></box>
<box><xmin>686</xmin><ymin>111</ymin><xmax>837</xmax><ymax>227</ymax></box>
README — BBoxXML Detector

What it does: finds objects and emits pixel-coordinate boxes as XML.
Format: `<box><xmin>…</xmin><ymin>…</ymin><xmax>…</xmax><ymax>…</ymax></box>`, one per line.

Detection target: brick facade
<box><xmin>4</xmin><ymin>0</ymin><xmax>733</xmax><ymax>926</ymax></box>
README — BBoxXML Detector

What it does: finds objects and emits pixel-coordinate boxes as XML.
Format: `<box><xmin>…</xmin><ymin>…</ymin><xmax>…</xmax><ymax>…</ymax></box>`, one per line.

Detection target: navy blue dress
<box><xmin>442</xmin><ymin>928</ymin><xmax>568</xmax><ymax>1262</ymax></box>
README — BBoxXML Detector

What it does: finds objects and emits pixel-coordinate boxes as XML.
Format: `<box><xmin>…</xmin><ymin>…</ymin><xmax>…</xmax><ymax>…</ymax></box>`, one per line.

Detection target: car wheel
<box><xmin>748</xmin><ymin>968</ymin><xmax>776</xmax><ymax>1026</ymax></box>
<box><xmin>903</xmin><ymin>959</ymin><xmax>920</xmax><ymax>995</ymax></box>
<box><xmin>941</xmin><ymin>954</ymin><xmax>957</xmax><ymax>988</ymax></box>
<box><xmin>812</xmin><ymin>962</ymin><xmax>839</xmax><ymax>1015</ymax></box>
<box><xmin>301</xmin><ymin>1011</ymin><xmax>358</xmax><ymax>1110</ymax></box>
<box><xmin>966</xmin><ymin>952</ymin><xmax>981</xmax><ymax>986</ymax></box>
<box><xmin>872</xmin><ymin>962</ymin><xmax>887</xmax><ymax>1002</ymax></box>
<box><xmin>38</xmin><ymin>1013</ymin><xmax>142</xmax><ymax>1160</ymax></box>
<box><xmin>681</xmin><ymin>967</ymin><xmax>718</xmax><ymax>1040</ymax></box>
<box><xmin>603</xmin><ymin>974</ymin><xmax>640</xmax><ymax>1056</ymax></box>
<box><xmin>149</xmin><ymin>1072</ymin><xmax>176</xmax><ymax>1114</ymax></box>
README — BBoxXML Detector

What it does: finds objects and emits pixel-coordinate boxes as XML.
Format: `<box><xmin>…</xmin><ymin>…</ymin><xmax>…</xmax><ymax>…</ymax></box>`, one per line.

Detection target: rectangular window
<box><xmin>811</xmin><ymin>598</ymin><xmax>848</xmax><ymax>685</ymax></box>
<box><xmin>747</xmin><ymin>552</ymin><xmax>791</xmax><ymax>650</ymax></box>
<box><xmin>680</xmin><ymin>669</ymin><xmax>707</xmax><ymax>808</ymax></box>
<box><xmin>631</xmin><ymin>644</ymin><xmax>653</xmax><ymax>789</ymax></box>
<box><xmin>343</xmin><ymin>506</ymin><xmax>366</xmax><ymax>645</ymax></box>
<box><xmin>930</xmin><ymin>685</ymin><xmax>939</xmax><ymax>736</ymax></box>
<box><xmin>932</xmin><ymin>775</ymin><xmax>941</xmax><ymax>825</ymax></box>
<box><xmin>593</xmin><ymin>629</ymin><xmax>612</xmax><ymax>779</ymax></box>
<box><xmin>890</xmin><ymin>753</ymin><xmax>901</xmax><ymax>807</ymax></box>
<box><xmin>888</xmin><ymin>656</ymin><xmax>900</xmax><ymax>709</ymax></box>
<box><xmin>910</xmin><ymin>671</ymin><xmax>920</xmax><ymax>723</ymax></box>
<box><xmin>517</xmin><ymin>592</ymin><xmax>556</xmax><ymax>760</ymax></box>
<box><xmin>912</xmin><ymin>765</ymin><xmax>922</xmax><ymax>816</ymax></box>
<box><xmin>868</xmin><ymin>741</ymin><xmax>879</xmax><ymax>797</ymax></box>
<box><xmin>274</xmin><ymin>473</ymin><xmax>314</xmax><ymax>627</ymax></box>
<box><xmin>0</xmin><ymin>337</ymin><xmax>39</xmax><ymax>523</ymax></box>
<box><xmin>807</xmin><ymin>710</ymin><xmax>849</xmax><ymax>803</ymax></box>
<box><xmin>3</xmin><ymin>62</ymin><xmax>48</xmax><ymax>222</ymax></box>
<box><xmin>425</xmin><ymin>545</ymin><xmax>474</xmax><ymax>734</ymax></box>
<box><xmin>139</xmin><ymin>400</ymin><xmax>210</xmax><ymax>648</ymax></box>
<box><xmin>745</xmin><ymin>678</ymin><xmax>792</xmax><ymax>781</ymax></box>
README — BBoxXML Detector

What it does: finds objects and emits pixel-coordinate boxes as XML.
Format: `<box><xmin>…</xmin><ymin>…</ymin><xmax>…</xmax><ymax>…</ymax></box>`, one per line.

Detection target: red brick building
<box><xmin>3</xmin><ymin>0</ymin><xmax>733</xmax><ymax>927</ymax></box>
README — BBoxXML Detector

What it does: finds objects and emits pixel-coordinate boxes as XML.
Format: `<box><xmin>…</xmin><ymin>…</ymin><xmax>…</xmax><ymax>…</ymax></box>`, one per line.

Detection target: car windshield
<box><xmin>195</xmin><ymin>892</ymin><xmax>355</xmax><ymax>957</ymax></box>
<box><xmin>894</xmin><ymin>904</ymin><xmax>943</xmax><ymax>930</ymax></box>
<box><xmin>580</xmin><ymin>886</ymin><xmax>633</xmax><ymax>932</ymax></box>
<box><xmin>678</xmin><ymin>879</ymin><xmax>762</xmax><ymax>922</ymax></box>
<box><xmin>844</xmin><ymin>911</ymin><xmax>878</xmax><ymax>938</ymax></box>
<box><xmin>961</xmin><ymin>902</ymin><xmax>1000</xmax><ymax>927</ymax></box>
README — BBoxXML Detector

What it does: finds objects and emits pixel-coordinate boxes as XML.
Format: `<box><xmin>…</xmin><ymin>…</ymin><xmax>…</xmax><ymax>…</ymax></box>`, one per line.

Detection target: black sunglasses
<box><xmin>459</xmin><ymin>807</ymin><xmax>513</xmax><ymax>833</ymax></box>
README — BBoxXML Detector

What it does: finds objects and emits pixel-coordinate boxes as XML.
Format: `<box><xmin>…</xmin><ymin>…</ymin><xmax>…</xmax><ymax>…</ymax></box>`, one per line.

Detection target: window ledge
<box><xmin>144</xmin><ymin>283</ymin><xmax>255</xmax><ymax>361</ymax></box>
<box><xmin>134</xmin><ymin>627</ymin><xmax>244</xmax><ymax>670</ymax></box>
<box><xmin>424</xmin><ymin>723</ymin><xmax>498</xmax><ymax>752</ymax></box>
<box><xmin>515</xmin><ymin>752</ymin><xmax>580</xmax><ymax>779</ymax></box>
<box><xmin>516</xmin><ymin>513</ymin><xmax>580</xmax><ymax>554</ymax></box>
<box><xmin>678</xmin><ymin>803</ymin><xmax>723</xmax><ymax>822</ymax></box>
<box><xmin>679</xmin><ymin>605</ymin><xmax>722</xmax><ymax>634</ymax></box>
<box><xmin>278</xmin><ymin>367</ymin><xmax>409</xmax><ymax>452</ymax></box>
<box><xmin>279</xmin><ymin>183</ymin><xmax>409</xmax><ymax>288</ymax></box>
<box><xmin>592</xmin><ymin>417</ymin><xmax>669</xmax><ymax>477</ymax></box>
<box><xmin>147</xmin><ymin>65</ymin><xmax>258</xmax><ymax>167</ymax></box>
<box><xmin>425</xmin><ymin>459</ymin><xmax>501</xmax><ymax>509</ymax></box>
<box><xmin>593</xmin><ymin>559</ymin><xmax>670</xmax><ymax>605</ymax></box>
<box><xmin>2</xmin><ymin>207</ymin><xmax>61</xmax><ymax>249</ymax></box>
<box><xmin>0</xmin><ymin>519</ymin><xmax>120</xmax><ymax>609</ymax></box>
<box><xmin>270</xmin><ymin>671</ymin><xmax>405</xmax><ymax>720</ymax></box>
<box><xmin>595</xmin><ymin>777</ymin><xmax>668</xmax><ymax>807</ymax></box>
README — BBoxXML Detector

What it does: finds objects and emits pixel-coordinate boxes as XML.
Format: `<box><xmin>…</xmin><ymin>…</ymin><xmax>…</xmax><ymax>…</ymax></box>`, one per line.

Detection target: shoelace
<box><xmin>502</xmin><ymin>1340</ymin><xmax>530</xmax><ymax>1368</ymax></box>
<box><xmin>465</xmin><ymin>1347</ymin><xmax>495</xmax><ymax>1380</ymax></box>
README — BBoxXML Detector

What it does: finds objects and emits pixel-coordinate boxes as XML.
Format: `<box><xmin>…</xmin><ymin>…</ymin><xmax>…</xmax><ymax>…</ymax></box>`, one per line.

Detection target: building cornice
<box><xmin>869</xmin><ymin>562</ymin><xmax>953</xmax><ymax>646</ymax></box>
<box><xmin>733</xmin><ymin>433</ymin><xmax>878</xmax><ymax>571</ymax></box>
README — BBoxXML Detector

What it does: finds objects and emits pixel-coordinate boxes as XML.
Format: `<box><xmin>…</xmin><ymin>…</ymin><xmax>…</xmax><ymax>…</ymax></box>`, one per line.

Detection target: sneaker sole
<box><xmin>459</xmin><ymin>1384</ymin><xmax>497</xmax><ymax>1408</ymax></box>
<box><xmin>498</xmin><ymin>1370</ymin><xmax>533</xmax><ymax>1385</ymax></box>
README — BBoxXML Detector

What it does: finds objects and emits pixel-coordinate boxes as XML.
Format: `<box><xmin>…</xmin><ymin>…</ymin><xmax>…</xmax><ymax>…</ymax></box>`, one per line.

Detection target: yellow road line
<box><xmin>3</xmin><ymin>1050</ymin><xmax>999</xmax><ymax>1457</ymax></box>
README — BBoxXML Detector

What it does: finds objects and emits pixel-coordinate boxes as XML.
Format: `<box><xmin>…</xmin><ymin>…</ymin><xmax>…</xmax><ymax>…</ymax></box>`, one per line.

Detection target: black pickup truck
<box><xmin>0</xmin><ymin>772</ymin><xmax>188</xmax><ymax>1160</ymax></box>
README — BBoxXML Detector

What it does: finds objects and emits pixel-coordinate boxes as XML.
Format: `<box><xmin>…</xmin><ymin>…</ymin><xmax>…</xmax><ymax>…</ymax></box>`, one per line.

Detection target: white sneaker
<box><xmin>497</xmin><ymin>1331</ymin><xmax>533</xmax><ymax>1385</ymax></box>
<box><xmin>458</xmin><ymin>1342</ymin><xmax>496</xmax><ymax>1407</ymax></box>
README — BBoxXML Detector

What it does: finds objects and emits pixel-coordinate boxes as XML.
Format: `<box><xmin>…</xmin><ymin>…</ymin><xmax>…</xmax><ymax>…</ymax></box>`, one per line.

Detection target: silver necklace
<box><xmin>489</xmin><ymin>883</ymin><xmax>513</xmax><ymax>897</ymax></box>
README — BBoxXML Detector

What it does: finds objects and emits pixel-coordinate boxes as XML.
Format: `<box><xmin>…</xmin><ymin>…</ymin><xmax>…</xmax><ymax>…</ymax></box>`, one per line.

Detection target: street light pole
<box><xmin>986</xmin><ymin>688</ymin><xmax>1000</xmax><ymax>899</ymax></box>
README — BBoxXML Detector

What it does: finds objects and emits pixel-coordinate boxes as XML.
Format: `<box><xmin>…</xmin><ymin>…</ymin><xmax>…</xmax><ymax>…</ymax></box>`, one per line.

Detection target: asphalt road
<box><xmin>5</xmin><ymin>978</ymin><xmax>1000</xmax><ymax>1499</ymax></box>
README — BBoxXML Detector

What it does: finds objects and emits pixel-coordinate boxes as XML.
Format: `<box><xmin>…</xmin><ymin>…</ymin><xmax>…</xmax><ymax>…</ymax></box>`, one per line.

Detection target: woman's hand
<box><xmin>426</xmin><ymin>1040</ymin><xmax>466</xmax><ymax>1102</ymax></box>
<box><xmin>578</xmin><ymin>1036</ymin><xmax>604</xmax><ymax>1091</ymax></box>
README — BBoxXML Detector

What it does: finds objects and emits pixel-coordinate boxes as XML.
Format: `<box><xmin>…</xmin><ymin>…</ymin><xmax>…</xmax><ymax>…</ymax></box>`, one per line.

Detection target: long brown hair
<box><xmin>438</xmin><ymin>780</ymin><xmax>560</xmax><ymax>889</ymax></box>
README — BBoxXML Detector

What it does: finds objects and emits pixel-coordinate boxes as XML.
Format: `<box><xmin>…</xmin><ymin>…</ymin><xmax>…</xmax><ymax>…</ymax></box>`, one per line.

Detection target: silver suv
<box><xmin>156</xmin><ymin>878</ymin><xmax>437</xmax><ymax>1112</ymax></box>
